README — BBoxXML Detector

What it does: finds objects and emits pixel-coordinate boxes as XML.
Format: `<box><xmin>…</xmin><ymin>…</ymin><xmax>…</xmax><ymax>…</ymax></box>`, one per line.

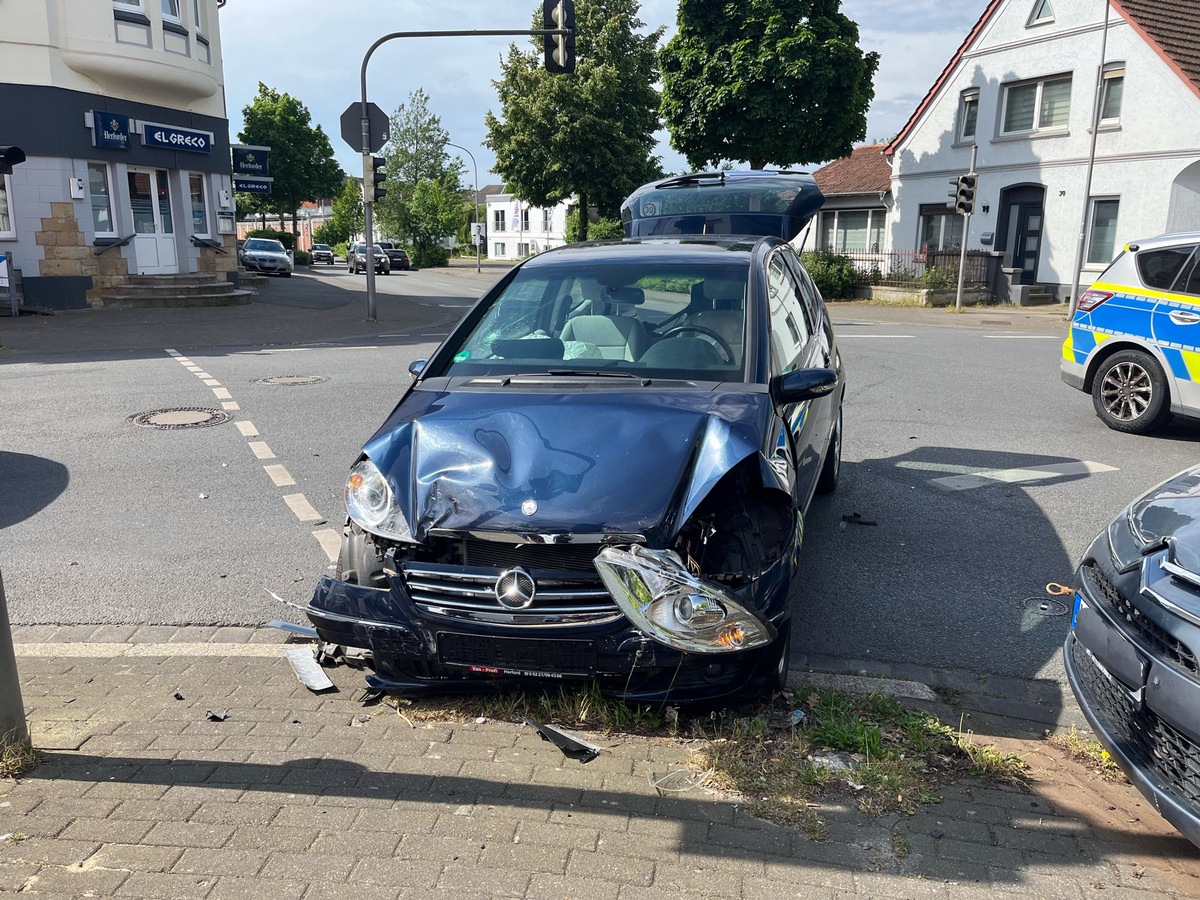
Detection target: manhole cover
<box><xmin>255</xmin><ymin>375</ymin><xmax>330</xmax><ymax>386</ymax></box>
<box><xmin>128</xmin><ymin>407</ymin><xmax>232</xmax><ymax>430</ymax></box>
<box><xmin>1020</xmin><ymin>596</ymin><xmax>1071</xmax><ymax>617</ymax></box>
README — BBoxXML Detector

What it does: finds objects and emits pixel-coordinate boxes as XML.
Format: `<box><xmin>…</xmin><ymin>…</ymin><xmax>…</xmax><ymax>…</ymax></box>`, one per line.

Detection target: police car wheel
<box><xmin>1091</xmin><ymin>349</ymin><xmax>1171</xmax><ymax>434</ymax></box>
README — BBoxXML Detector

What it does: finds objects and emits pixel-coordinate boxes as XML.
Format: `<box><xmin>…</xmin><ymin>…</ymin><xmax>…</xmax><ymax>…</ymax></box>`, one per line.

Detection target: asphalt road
<box><xmin>3</xmin><ymin>267</ymin><xmax>1198</xmax><ymax>695</ymax></box>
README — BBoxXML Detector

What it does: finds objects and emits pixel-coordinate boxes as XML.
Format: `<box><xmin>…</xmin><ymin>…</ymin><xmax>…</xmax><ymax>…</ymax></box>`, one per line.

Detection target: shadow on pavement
<box><xmin>0</xmin><ymin>452</ymin><xmax>68</xmax><ymax>529</ymax></box>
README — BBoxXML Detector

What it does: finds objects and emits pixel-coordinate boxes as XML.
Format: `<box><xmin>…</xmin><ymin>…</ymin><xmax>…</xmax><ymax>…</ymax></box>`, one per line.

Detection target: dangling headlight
<box><xmin>594</xmin><ymin>545</ymin><xmax>775</xmax><ymax>654</ymax></box>
<box><xmin>345</xmin><ymin>458</ymin><xmax>413</xmax><ymax>542</ymax></box>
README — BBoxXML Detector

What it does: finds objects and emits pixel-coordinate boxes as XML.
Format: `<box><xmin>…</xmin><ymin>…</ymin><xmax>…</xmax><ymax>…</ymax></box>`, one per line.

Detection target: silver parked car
<box><xmin>241</xmin><ymin>238</ymin><xmax>293</xmax><ymax>277</ymax></box>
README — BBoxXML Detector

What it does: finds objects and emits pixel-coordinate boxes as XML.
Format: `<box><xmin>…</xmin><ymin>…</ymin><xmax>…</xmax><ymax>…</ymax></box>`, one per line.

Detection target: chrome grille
<box><xmin>402</xmin><ymin>562</ymin><xmax>619</xmax><ymax>625</ymax></box>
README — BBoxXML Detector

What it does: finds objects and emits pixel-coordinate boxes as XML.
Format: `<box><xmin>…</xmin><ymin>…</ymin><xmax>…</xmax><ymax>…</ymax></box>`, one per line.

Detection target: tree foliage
<box><xmin>407</xmin><ymin>176</ymin><xmax>461</xmax><ymax>268</ymax></box>
<box><xmin>660</xmin><ymin>0</ymin><xmax>880</xmax><ymax>170</ymax></box>
<box><xmin>327</xmin><ymin>178</ymin><xmax>364</xmax><ymax>246</ymax></box>
<box><xmin>374</xmin><ymin>90</ymin><xmax>466</xmax><ymax>258</ymax></box>
<box><xmin>236</xmin><ymin>83</ymin><xmax>344</xmax><ymax>232</ymax></box>
<box><xmin>485</xmin><ymin>0</ymin><xmax>663</xmax><ymax>241</ymax></box>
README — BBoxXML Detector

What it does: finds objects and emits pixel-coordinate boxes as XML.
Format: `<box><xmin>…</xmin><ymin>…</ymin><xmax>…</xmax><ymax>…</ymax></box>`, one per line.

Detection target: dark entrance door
<box><xmin>998</xmin><ymin>185</ymin><xmax>1046</xmax><ymax>285</ymax></box>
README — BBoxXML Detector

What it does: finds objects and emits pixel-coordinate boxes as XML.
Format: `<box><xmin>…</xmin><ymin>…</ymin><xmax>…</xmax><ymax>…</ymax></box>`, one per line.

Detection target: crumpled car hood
<box><xmin>1131</xmin><ymin>464</ymin><xmax>1200</xmax><ymax>572</ymax></box>
<box><xmin>362</xmin><ymin>387</ymin><xmax>778</xmax><ymax>545</ymax></box>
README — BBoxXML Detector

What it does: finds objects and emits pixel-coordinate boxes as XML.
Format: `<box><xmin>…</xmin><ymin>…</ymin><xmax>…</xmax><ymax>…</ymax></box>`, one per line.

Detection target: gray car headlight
<box><xmin>345</xmin><ymin>458</ymin><xmax>414</xmax><ymax>542</ymax></box>
<box><xmin>594</xmin><ymin>545</ymin><xmax>776</xmax><ymax>654</ymax></box>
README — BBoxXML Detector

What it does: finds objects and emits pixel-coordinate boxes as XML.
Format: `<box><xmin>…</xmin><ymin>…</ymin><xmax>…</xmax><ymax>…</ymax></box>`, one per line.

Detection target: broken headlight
<box><xmin>345</xmin><ymin>458</ymin><xmax>414</xmax><ymax>542</ymax></box>
<box><xmin>594</xmin><ymin>545</ymin><xmax>776</xmax><ymax>654</ymax></box>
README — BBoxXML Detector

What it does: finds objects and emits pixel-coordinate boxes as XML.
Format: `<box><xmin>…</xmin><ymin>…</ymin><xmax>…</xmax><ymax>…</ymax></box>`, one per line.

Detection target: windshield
<box><xmin>244</xmin><ymin>239</ymin><xmax>285</xmax><ymax>252</ymax></box>
<box><xmin>313</xmin><ymin>244</ymin><xmax>330</xmax><ymax>251</ymax></box>
<box><xmin>432</xmin><ymin>260</ymin><xmax>751</xmax><ymax>381</ymax></box>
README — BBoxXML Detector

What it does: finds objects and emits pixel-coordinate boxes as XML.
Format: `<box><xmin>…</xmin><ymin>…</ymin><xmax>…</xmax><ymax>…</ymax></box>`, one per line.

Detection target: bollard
<box><xmin>0</xmin><ymin>569</ymin><xmax>29</xmax><ymax>748</ymax></box>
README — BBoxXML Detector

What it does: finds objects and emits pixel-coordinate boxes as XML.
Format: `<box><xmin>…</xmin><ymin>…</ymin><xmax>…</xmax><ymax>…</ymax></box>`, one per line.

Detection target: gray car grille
<box><xmin>401</xmin><ymin>561</ymin><xmax>620</xmax><ymax>626</ymax></box>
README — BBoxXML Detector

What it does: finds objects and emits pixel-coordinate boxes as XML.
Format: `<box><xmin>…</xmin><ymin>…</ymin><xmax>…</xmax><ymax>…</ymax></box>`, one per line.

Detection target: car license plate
<box><xmin>438</xmin><ymin>633</ymin><xmax>596</xmax><ymax>679</ymax></box>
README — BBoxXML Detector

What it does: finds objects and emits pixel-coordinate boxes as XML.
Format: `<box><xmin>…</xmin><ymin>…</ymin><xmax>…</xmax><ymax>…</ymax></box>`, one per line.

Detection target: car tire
<box><xmin>283</xmin><ymin>271</ymin><xmax>291</xmax><ymax>278</ymax></box>
<box><xmin>765</xmin><ymin>623</ymin><xmax>792</xmax><ymax>695</ymax></box>
<box><xmin>1091</xmin><ymin>349</ymin><xmax>1171</xmax><ymax>434</ymax></box>
<box><xmin>815</xmin><ymin>406</ymin><xmax>842</xmax><ymax>494</ymax></box>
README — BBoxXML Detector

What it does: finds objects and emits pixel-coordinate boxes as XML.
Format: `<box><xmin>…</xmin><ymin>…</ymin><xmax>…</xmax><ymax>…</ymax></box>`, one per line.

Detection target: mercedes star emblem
<box><xmin>521</xmin><ymin>499</ymin><xmax>538</xmax><ymax>516</ymax></box>
<box><xmin>495</xmin><ymin>567</ymin><xmax>536</xmax><ymax>610</ymax></box>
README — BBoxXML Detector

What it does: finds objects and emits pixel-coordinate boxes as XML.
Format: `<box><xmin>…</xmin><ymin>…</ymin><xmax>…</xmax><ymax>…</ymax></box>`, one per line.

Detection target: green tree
<box><xmin>659</xmin><ymin>0</ymin><xmax>879</xmax><ymax>170</ymax></box>
<box><xmin>485</xmin><ymin>0</ymin><xmax>663</xmax><ymax>241</ymax></box>
<box><xmin>374</xmin><ymin>90</ymin><xmax>466</xmax><ymax>246</ymax></box>
<box><xmin>407</xmin><ymin>175</ymin><xmax>462</xmax><ymax>268</ymax></box>
<box><xmin>237</xmin><ymin>83</ymin><xmax>344</xmax><ymax>234</ymax></box>
<box><xmin>327</xmin><ymin>178</ymin><xmax>363</xmax><ymax>245</ymax></box>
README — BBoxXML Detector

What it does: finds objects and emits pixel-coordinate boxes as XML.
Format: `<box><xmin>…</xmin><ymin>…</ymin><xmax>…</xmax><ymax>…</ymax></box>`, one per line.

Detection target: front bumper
<box><xmin>1060</xmin><ymin>358</ymin><xmax>1085</xmax><ymax>391</ymax></box>
<box><xmin>1063</xmin><ymin>543</ymin><xmax>1200</xmax><ymax>848</ymax></box>
<box><xmin>245</xmin><ymin>257</ymin><xmax>290</xmax><ymax>274</ymax></box>
<box><xmin>306</xmin><ymin>551</ymin><xmax>795</xmax><ymax>705</ymax></box>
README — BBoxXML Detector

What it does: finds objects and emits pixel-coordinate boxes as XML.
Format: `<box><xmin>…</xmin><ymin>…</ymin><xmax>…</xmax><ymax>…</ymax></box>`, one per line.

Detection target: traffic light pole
<box><xmin>955</xmin><ymin>144</ymin><xmax>978</xmax><ymax>312</ymax></box>
<box><xmin>358</xmin><ymin>26</ymin><xmax>570</xmax><ymax>322</ymax></box>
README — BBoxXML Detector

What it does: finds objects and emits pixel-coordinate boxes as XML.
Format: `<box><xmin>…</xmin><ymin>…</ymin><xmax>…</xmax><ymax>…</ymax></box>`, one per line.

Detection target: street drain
<box><xmin>1020</xmin><ymin>596</ymin><xmax>1070</xmax><ymax>617</ymax></box>
<box><xmin>255</xmin><ymin>375</ymin><xmax>330</xmax><ymax>386</ymax></box>
<box><xmin>128</xmin><ymin>407</ymin><xmax>232</xmax><ymax>430</ymax></box>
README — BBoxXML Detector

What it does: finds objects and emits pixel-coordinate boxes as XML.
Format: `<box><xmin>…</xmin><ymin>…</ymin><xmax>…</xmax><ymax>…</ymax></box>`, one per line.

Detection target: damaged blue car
<box><xmin>304</xmin><ymin>172</ymin><xmax>843</xmax><ymax>704</ymax></box>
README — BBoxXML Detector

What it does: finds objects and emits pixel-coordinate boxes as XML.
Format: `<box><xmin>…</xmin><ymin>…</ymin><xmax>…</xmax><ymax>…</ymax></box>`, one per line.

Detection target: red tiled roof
<box><xmin>884</xmin><ymin>0</ymin><xmax>1200</xmax><ymax>159</ymax></box>
<box><xmin>812</xmin><ymin>144</ymin><xmax>891</xmax><ymax>195</ymax></box>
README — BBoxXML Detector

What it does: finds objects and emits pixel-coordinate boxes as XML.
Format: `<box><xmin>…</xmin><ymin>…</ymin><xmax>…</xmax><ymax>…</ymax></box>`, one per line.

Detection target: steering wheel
<box><xmin>656</xmin><ymin>325</ymin><xmax>735</xmax><ymax>364</ymax></box>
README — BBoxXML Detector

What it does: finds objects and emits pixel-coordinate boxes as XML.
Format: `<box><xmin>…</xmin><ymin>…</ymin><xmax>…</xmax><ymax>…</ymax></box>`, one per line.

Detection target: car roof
<box><xmin>1125</xmin><ymin>231</ymin><xmax>1200</xmax><ymax>252</ymax></box>
<box><xmin>522</xmin><ymin>236</ymin><xmax>767</xmax><ymax>269</ymax></box>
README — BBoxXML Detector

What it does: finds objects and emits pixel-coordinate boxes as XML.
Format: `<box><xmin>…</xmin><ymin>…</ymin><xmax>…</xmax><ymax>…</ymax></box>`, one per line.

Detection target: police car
<box><xmin>1062</xmin><ymin>231</ymin><xmax>1200</xmax><ymax>434</ymax></box>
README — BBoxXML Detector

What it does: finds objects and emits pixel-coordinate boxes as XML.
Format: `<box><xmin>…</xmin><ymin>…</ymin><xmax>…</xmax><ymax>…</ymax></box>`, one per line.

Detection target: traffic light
<box><xmin>954</xmin><ymin>174</ymin><xmax>977</xmax><ymax>215</ymax></box>
<box><xmin>363</xmin><ymin>155</ymin><xmax>387</xmax><ymax>204</ymax></box>
<box><xmin>543</xmin><ymin>0</ymin><xmax>575</xmax><ymax>74</ymax></box>
<box><xmin>0</xmin><ymin>146</ymin><xmax>25</xmax><ymax>176</ymax></box>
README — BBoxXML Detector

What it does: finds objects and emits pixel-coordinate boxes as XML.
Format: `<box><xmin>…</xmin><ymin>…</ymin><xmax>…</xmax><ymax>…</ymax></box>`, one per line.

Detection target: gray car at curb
<box><xmin>241</xmin><ymin>238</ymin><xmax>293</xmax><ymax>277</ymax></box>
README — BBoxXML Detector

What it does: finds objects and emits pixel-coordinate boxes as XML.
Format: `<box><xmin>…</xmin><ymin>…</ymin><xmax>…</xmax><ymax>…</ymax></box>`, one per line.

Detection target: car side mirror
<box><xmin>408</xmin><ymin>359</ymin><xmax>427</xmax><ymax>379</ymax></box>
<box><xmin>770</xmin><ymin>367</ymin><xmax>838</xmax><ymax>405</ymax></box>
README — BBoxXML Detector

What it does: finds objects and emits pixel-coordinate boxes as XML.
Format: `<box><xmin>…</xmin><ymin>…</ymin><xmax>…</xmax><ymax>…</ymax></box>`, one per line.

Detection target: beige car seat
<box><xmin>560</xmin><ymin>286</ymin><xmax>649</xmax><ymax>361</ymax></box>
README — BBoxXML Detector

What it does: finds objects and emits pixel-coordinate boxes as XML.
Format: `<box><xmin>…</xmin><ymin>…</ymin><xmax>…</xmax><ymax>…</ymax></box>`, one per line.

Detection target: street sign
<box><xmin>0</xmin><ymin>254</ymin><xmax>8</xmax><ymax>289</ymax></box>
<box><xmin>341</xmin><ymin>102</ymin><xmax>390</xmax><ymax>153</ymax></box>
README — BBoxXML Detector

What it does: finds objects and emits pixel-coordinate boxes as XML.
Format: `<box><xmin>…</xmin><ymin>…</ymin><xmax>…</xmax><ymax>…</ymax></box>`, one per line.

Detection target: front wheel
<box><xmin>1091</xmin><ymin>350</ymin><xmax>1171</xmax><ymax>434</ymax></box>
<box><xmin>764</xmin><ymin>624</ymin><xmax>793</xmax><ymax>695</ymax></box>
<box><xmin>815</xmin><ymin>406</ymin><xmax>842</xmax><ymax>494</ymax></box>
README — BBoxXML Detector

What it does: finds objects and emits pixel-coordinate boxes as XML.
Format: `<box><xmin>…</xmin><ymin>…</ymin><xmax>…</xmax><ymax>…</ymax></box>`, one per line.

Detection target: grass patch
<box><xmin>1049</xmin><ymin>725</ymin><xmax>1127</xmax><ymax>783</ymax></box>
<box><xmin>0</xmin><ymin>733</ymin><xmax>38</xmax><ymax>779</ymax></box>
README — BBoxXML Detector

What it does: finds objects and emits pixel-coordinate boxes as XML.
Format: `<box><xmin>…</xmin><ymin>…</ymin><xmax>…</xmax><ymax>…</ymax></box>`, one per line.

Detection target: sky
<box><xmin>217</xmin><ymin>0</ymin><xmax>992</xmax><ymax>189</ymax></box>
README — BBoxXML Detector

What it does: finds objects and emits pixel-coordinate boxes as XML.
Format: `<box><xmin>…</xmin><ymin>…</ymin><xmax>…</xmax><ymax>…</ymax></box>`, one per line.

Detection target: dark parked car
<box><xmin>377</xmin><ymin>241</ymin><xmax>411</xmax><ymax>271</ymax></box>
<box><xmin>302</xmin><ymin>172</ymin><xmax>840</xmax><ymax>704</ymax></box>
<box><xmin>348</xmin><ymin>242</ymin><xmax>390</xmax><ymax>275</ymax></box>
<box><xmin>1065</xmin><ymin>465</ymin><xmax>1200</xmax><ymax>848</ymax></box>
<box><xmin>311</xmin><ymin>243</ymin><xmax>334</xmax><ymax>265</ymax></box>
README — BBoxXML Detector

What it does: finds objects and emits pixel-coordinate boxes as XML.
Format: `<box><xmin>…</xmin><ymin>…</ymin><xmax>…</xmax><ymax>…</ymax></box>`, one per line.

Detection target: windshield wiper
<box><xmin>540</xmin><ymin>369</ymin><xmax>636</xmax><ymax>378</ymax></box>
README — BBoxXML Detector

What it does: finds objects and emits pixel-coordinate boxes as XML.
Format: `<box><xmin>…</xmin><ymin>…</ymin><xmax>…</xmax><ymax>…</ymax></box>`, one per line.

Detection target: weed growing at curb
<box><xmin>0</xmin><ymin>734</ymin><xmax>38</xmax><ymax>779</ymax></box>
<box><xmin>383</xmin><ymin>681</ymin><xmax>1029</xmax><ymax>836</ymax></box>
<box><xmin>1048</xmin><ymin>725</ymin><xmax>1127</xmax><ymax>783</ymax></box>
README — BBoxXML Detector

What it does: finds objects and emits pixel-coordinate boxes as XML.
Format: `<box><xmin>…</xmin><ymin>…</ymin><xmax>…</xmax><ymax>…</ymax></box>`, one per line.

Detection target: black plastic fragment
<box><xmin>841</xmin><ymin>513</ymin><xmax>878</xmax><ymax>527</ymax></box>
<box><xmin>525</xmin><ymin>718</ymin><xmax>602</xmax><ymax>763</ymax></box>
<box><xmin>173</xmin><ymin>690</ymin><xmax>185</xmax><ymax>701</ymax></box>
<box><xmin>357</xmin><ymin>688</ymin><xmax>385</xmax><ymax>707</ymax></box>
<box><xmin>205</xmin><ymin>709</ymin><xmax>229</xmax><ymax>722</ymax></box>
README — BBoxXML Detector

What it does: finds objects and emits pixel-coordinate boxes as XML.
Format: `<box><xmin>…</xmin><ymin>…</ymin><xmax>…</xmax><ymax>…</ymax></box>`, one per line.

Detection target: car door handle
<box><xmin>1169</xmin><ymin>309</ymin><xmax>1200</xmax><ymax>326</ymax></box>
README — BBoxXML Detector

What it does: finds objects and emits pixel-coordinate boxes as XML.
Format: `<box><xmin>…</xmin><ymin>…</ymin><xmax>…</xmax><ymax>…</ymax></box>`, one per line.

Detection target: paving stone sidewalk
<box><xmin>3</xmin><ymin>627</ymin><xmax>1199</xmax><ymax>899</ymax></box>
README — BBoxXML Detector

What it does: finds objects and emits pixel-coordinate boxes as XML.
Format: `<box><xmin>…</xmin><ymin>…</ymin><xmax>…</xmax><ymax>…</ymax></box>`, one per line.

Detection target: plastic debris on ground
<box><xmin>264</xmin><ymin>619</ymin><xmax>319</xmax><ymax>639</ymax></box>
<box><xmin>808</xmin><ymin>751</ymin><xmax>861</xmax><ymax>774</ymax></box>
<box><xmin>283</xmin><ymin>646</ymin><xmax>336</xmax><ymax>693</ymax></box>
<box><xmin>525</xmin><ymin>719</ymin><xmax>602</xmax><ymax>763</ymax></box>
<box><xmin>841</xmin><ymin>512</ymin><xmax>878</xmax><ymax>527</ymax></box>
<box><xmin>356</xmin><ymin>688</ymin><xmax>385</xmax><ymax>707</ymax></box>
<box><xmin>205</xmin><ymin>709</ymin><xmax>229</xmax><ymax>722</ymax></box>
<box><xmin>172</xmin><ymin>690</ymin><xmax>184</xmax><ymax>701</ymax></box>
<box><xmin>648</xmin><ymin>767</ymin><xmax>714</xmax><ymax>794</ymax></box>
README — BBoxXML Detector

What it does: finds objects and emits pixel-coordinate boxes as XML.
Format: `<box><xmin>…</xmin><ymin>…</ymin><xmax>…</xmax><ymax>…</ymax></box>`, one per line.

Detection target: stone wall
<box><xmin>35</xmin><ymin>201</ymin><xmax>130</xmax><ymax>306</ymax></box>
<box><xmin>195</xmin><ymin>234</ymin><xmax>238</xmax><ymax>281</ymax></box>
<box><xmin>853</xmin><ymin>284</ymin><xmax>994</xmax><ymax>307</ymax></box>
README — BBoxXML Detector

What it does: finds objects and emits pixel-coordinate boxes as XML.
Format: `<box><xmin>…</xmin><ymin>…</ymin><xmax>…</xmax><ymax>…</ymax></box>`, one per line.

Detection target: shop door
<box><xmin>127</xmin><ymin>168</ymin><xmax>177</xmax><ymax>274</ymax></box>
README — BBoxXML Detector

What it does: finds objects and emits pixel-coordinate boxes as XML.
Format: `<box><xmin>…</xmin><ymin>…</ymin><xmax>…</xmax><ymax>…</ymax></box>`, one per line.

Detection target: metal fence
<box><xmin>835</xmin><ymin>249</ymin><xmax>992</xmax><ymax>288</ymax></box>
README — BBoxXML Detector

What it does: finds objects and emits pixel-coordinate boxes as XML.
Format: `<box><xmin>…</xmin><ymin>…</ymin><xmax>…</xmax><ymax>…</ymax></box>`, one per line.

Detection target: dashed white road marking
<box><xmin>313</xmin><ymin>528</ymin><xmax>342</xmax><ymax>562</ymax></box>
<box><xmin>837</xmin><ymin>334</ymin><xmax>915</xmax><ymax>339</ymax></box>
<box><xmin>195</xmin><ymin>371</ymin><xmax>212</xmax><ymax>378</ymax></box>
<box><xmin>185</xmin><ymin>365</ymin><xmax>202</xmax><ymax>372</ymax></box>
<box><xmin>264</xmin><ymin>464</ymin><xmax>296</xmax><ymax>487</ymax></box>
<box><xmin>284</xmin><ymin>493</ymin><xmax>324</xmax><ymax>523</ymax></box>
<box><xmin>249</xmin><ymin>441</ymin><xmax>276</xmax><ymax>460</ymax></box>
<box><xmin>212</xmin><ymin>387</ymin><xmax>232</xmax><ymax>400</ymax></box>
<box><xmin>982</xmin><ymin>335</ymin><xmax>1063</xmax><ymax>340</ymax></box>
<box><xmin>931</xmin><ymin>460</ymin><xmax>1119</xmax><ymax>491</ymax></box>
<box><xmin>222</xmin><ymin>401</ymin><xmax>240</xmax><ymax>411</ymax></box>
<box><xmin>165</xmin><ymin>348</ymin><xmax>181</xmax><ymax>356</ymax></box>
<box><xmin>236</xmin><ymin>421</ymin><xmax>259</xmax><ymax>437</ymax></box>
<box><xmin>202</xmin><ymin>379</ymin><xmax>221</xmax><ymax>386</ymax></box>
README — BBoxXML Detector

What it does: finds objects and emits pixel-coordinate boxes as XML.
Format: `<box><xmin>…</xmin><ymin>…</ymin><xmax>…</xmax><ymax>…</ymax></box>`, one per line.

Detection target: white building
<box><xmin>1</xmin><ymin>0</ymin><xmax>236</xmax><ymax>308</ymax></box>
<box><xmin>484</xmin><ymin>191</ymin><xmax>571</xmax><ymax>261</ymax></box>
<box><xmin>884</xmin><ymin>0</ymin><xmax>1200</xmax><ymax>301</ymax></box>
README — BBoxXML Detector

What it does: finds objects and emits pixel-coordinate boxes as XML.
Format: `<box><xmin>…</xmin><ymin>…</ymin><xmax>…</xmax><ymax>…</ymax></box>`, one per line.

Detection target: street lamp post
<box><xmin>447</xmin><ymin>141</ymin><xmax>481</xmax><ymax>273</ymax></box>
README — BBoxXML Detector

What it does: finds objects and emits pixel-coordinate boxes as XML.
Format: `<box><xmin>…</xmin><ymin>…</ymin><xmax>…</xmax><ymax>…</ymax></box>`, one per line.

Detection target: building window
<box><xmin>1086</xmin><ymin>198</ymin><xmax>1120</xmax><ymax>266</ymax></box>
<box><xmin>189</xmin><ymin>173</ymin><xmax>209</xmax><ymax>236</ymax></box>
<box><xmin>1002</xmin><ymin>75</ymin><xmax>1071</xmax><ymax>134</ymax></box>
<box><xmin>918</xmin><ymin>205</ymin><xmax>964</xmax><ymax>253</ymax></box>
<box><xmin>494</xmin><ymin>242</ymin><xmax>506</xmax><ymax>257</ymax></box>
<box><xmin>819</xmin><ymin>209</ymin><xmax>885</xmax><ymax>253</ymax></box>
<box><xmin>518</xmin><ymin>242</ymin><xmax>530</xmax><ymax>257</ymax></box>
<box><xmin>542</xmin><ymin>208</ymin><xmax>553</xmax><ymax>231</ymax></box>
<box><xmin>113</xmin><ymin>0</ymin><xmax>144</xmax><ymax>8</ymax></box>
<box><xmin>493</xmin><ymin>210</ymin><xmax>506</xmax><ymax>232</ymax></box>
<box><xmin>1029</xmin><ymin>0</ymin><xmax>1054</xmax><ymax>25</ymax></box>
<box><xmin>192</xmin><ymin>0</ymin><xmax>206</xmax><ymax>33</ymax></box>
<box><xmin>0</xmin><ymin>175</ymin><xmax>14</xmax><ymax>239</ymax></box>
<box><xmin>1100</xmin><ymin>64</ymin><xmax>1124</xmax><ymax>123</ymax></box>
<box><xmin>162</xmin><ymin>0</ymin><xmax>181</xmax><ymax>21</ymax></box>
<box><xmin>88</xmin><ymin>163</ymin><xmax>116</xmax><ymax>236</ymax></box>
<box><xmin>958</xmin><ymin>89</ymin><xmax>979</xmax><ymax>141</ymax></box>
